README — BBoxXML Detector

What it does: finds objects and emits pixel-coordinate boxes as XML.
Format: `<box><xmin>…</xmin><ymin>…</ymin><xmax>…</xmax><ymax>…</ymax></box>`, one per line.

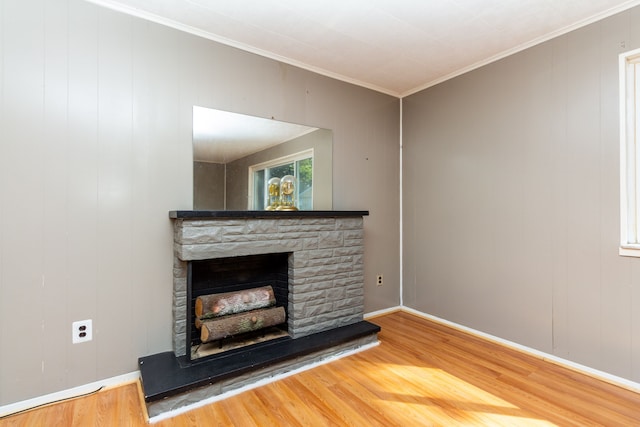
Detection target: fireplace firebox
<box><xmin>187</xmin><ymin>252</ymin><xmax>290</xmax><ymax>361</ymax></box>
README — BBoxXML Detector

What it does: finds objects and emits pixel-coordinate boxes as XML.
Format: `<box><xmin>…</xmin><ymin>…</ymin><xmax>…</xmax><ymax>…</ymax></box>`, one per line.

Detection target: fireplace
<box><xmin>188</xmin><ymin>252</ymin><xmax>290</xmax><ymax>360</ymax></box>
<box><xmin>139</xmin><ymin>210</ymin><xmax>380</xmax><ymax>421</ymax></box>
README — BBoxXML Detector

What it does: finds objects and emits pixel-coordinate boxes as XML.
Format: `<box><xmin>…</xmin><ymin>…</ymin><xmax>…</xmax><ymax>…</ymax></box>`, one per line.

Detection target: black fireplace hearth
<box><xmin>138</xmin><ymin>320</ymin><xmax>380</xmax><ymax>404</ymax></box>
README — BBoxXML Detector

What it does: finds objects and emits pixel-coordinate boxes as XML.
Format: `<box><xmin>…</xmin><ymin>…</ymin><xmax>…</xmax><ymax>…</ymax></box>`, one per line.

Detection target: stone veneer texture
<box><xmin>172</xmin><ymin>216</ymin><xmax>365</xmax><ymax>357</ymax></box>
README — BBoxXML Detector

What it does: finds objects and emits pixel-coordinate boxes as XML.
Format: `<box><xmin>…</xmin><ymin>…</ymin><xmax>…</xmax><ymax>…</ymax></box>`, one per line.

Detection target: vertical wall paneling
<box><xmin>42</xmin><ymin>0</ymin><xmax>70</xmax><ymax>392</ymax></box>
<box><xmin>279</xmin><ymin>63</ymin><xmax>308</xmax><ymax>126</ymax></box>
<box><xmin>130</xmin><ymin>20</ymin><xmax>184</xmax><ymax>355</ymax></box>
<box><xmin>626</xmin><ymin>9</ymin><xmax>640</xmax><ymax>381</ymax></box>
<box><xmin>0</xmin><ymin>0</ymin><xmax>6</xmax><ymax>405</ymax></box>
<box><xmin>502</xmin><ymin>45</ymin><xmax>554</xmax><ymax>352</ymax></box>
<box><xmin>66</xmin><ymin>0</ymin><xmax>99</xmax><ymax>388</ymax></box>
<box><xmin>598</xmin><ymin>12</ymin><xmax>634</xmax><ymax>379</ymax></box>
<box><xmin>0</xmin><ymin>0</ymin><xmax>46</xmax><ymax>402</ymax></box>
<box><xmin>550</xmin><ymin>35</ymin><xmax>571</xmax><ymax>360</ymax></box>
<box><xmin>622</xmin><ymin>0</ymin><xmax>640</xmax><ymax>385</ymax></box>
<box><xmin>399</xmin><ymin>105</ymin><xmax>417</xmax><ymax>307</ymax></box>
<box><xmin>401</xmin><ymin>88</ymin><xmax>452</xmax><ymax>319</ymax></box>
<box><xmin>129</xmin><ymin>16</ymin><xmax>148</xmax><ymax>364</ymax></box>
<box><xmin>95</xmin><ymin>7</ymin><xmax>134</xmax><ymax>379</ymax></box>
<box><xmin>130</xmin><ymin>20</ymin><xmax>162</xmax><ymax>359</ymax></box>
<box><xmin>324</xmin><ymin>86</ymin><xmax>400</xmax><ymax>310</ymax></box>
<box><xmin>564</xmin><ymin>24</ymin><xmax>603</xmax><ymax>370</ymax></box>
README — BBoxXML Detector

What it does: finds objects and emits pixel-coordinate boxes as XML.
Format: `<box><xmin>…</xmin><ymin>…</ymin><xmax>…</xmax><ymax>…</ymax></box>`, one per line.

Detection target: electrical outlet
<box><xmin>72</xmin><ymin>319</ymin><xmax>93</xmax><ymax>344</ymax></box>
<box><xmin>376</xmin><ymin>274</ymin><xmax>383</xmax><ymax>286</ymax></box>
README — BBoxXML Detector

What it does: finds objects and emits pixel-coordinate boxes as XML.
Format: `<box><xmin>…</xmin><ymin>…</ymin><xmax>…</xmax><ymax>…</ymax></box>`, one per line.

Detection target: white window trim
<box><xmin>620</xmin><ymin>47</ymin><xmax>640</xmax><ymax>256</ymax></box>
<box><xmin>247</xmin><ymin>149</ymin><xmax>314</xmax><ymax>210</ymax></box>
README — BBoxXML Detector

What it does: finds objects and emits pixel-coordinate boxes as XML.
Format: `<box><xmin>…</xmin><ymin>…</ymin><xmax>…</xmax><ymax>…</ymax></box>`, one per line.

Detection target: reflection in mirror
<box><xmin>193</xmin><ymin>107</ymin><xmax>332</xmax><ymax>211</ymax></box>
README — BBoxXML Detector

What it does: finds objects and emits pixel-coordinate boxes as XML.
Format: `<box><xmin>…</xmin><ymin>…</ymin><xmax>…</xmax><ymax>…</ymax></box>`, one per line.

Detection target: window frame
<box><xmin>620</xmin><ymin>48</ymin><xmax>640</xmax><ymax>256</ymax></box>
<box><xmin>247</xmin><ymin>149</ymin><xmax>314</xmax><ymax>210</ymax></box>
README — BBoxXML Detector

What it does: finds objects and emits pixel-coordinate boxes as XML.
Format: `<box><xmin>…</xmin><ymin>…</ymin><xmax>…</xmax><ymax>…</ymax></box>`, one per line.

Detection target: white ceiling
<box><xmin>90</xmin><ymin>0</ymin><xmax>640</xmax><ymax>96</ymax></box>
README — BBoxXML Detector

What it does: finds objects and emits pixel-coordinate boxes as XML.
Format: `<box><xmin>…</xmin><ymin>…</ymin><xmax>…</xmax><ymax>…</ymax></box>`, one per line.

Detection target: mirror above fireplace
<box><xmin>193</xmin><ymin>107</ymin><xmax>333</xmax><ymax>211</ymax></box>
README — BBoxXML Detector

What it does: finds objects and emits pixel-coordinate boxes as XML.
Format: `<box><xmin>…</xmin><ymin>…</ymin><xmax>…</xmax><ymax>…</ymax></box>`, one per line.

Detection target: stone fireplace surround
<box><xmin>138</xmin><ymin>210</ymin><xmax>380</xmax><ymax>420</ymax></box>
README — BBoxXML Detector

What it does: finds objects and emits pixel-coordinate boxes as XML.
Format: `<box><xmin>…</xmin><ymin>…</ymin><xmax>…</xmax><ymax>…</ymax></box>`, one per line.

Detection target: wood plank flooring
<box><xmin>2</xmin><ymin>310</ymin><xmax>639</xmax><ymax>426</ymax></box>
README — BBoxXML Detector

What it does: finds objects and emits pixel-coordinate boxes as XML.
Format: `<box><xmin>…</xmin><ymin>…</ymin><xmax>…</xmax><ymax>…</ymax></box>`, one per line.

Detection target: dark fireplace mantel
<box><xmin>169</xmin><ymin>210</ymin><xmax>370</xmax><ymax>219</ymax></box>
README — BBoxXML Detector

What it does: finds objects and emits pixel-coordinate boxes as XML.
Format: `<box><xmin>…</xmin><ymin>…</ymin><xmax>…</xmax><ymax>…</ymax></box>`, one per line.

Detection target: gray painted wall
<box><xmin>0</xmin><ymin>0</ymin><xmax>400</xmax><ymax>405</ymax></box>
<box><xmin>403</xmin><ymin>6</ymin><xmax>640</xmax><ymax>383</ymax></box>
<box><xmin>193</xmin><ymin>162</ymin><xmax>225</xmax><ymax>210</ymax></box>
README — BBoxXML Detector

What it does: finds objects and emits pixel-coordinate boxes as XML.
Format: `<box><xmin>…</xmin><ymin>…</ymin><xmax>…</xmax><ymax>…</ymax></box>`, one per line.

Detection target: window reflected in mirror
<box><xmin>250</xmin><ymin>150</ymin><xmax>313</xmax><ymax>210</ymax></box>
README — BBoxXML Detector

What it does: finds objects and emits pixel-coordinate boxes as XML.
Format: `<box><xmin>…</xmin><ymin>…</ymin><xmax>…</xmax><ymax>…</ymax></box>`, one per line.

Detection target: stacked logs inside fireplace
<box><xmin>194</xmin><ymin>285</ymin><xmax>286</xmax><ymax>344</ymax></box>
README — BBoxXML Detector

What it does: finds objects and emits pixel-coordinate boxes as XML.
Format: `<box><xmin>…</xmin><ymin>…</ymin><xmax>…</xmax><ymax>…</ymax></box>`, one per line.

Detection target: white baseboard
<box><xmin>400</xmin><ymin>306</ymin><xmax>640</xmax><ymax>394</ymax></box>
<box><xmin>364</xmin><ymin>305</ymin><xmax>402</xmax><ymax>319</ymax></box>
<box><xmin>0</xmin><ymin>371</ymin><xmax>140</xmax><ymax>418</ymax></box>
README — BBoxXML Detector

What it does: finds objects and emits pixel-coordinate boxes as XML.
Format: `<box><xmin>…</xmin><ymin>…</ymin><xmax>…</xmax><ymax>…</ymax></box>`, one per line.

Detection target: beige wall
<box><xmin>0</xmin><ymin>0</ymin><xmax>400</xmax><ymax>405</ymax></box>
<box><xmin>403</xmin><ymin>6</ymin><xmax>640</xmax><ymax>383</ymax></box>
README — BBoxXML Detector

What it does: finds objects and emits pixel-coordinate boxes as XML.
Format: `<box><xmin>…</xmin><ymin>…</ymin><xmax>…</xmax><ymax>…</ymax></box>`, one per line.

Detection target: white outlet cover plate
<box><xmin>72</xmin><ymin>319</ymin><xmax>93</xmax><ymax>344</ymax></box>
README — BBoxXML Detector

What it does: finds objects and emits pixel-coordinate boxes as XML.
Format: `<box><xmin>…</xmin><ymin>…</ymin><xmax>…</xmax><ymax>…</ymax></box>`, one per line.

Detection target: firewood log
<box><xmin>200</xmin><ymin>306</ymin><xmax>286</xmax><ymax>342</ymax></box>
<box><xmin>195</xmin><ymin>286</ymin><xmax>276</xmax><ymax>321</ymax></box>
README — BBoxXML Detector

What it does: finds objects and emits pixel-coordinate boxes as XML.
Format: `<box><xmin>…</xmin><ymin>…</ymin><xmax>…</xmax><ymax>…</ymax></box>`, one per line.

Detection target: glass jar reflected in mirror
<box><xmin>266</xmin><ymin>177</ymin><xmax>281</xmax><ymax>210</ymax></box>
<box><xmin>277</xmin><ymin>175</ymin><xmax>297</xmax><ymax>211</ymax></box>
